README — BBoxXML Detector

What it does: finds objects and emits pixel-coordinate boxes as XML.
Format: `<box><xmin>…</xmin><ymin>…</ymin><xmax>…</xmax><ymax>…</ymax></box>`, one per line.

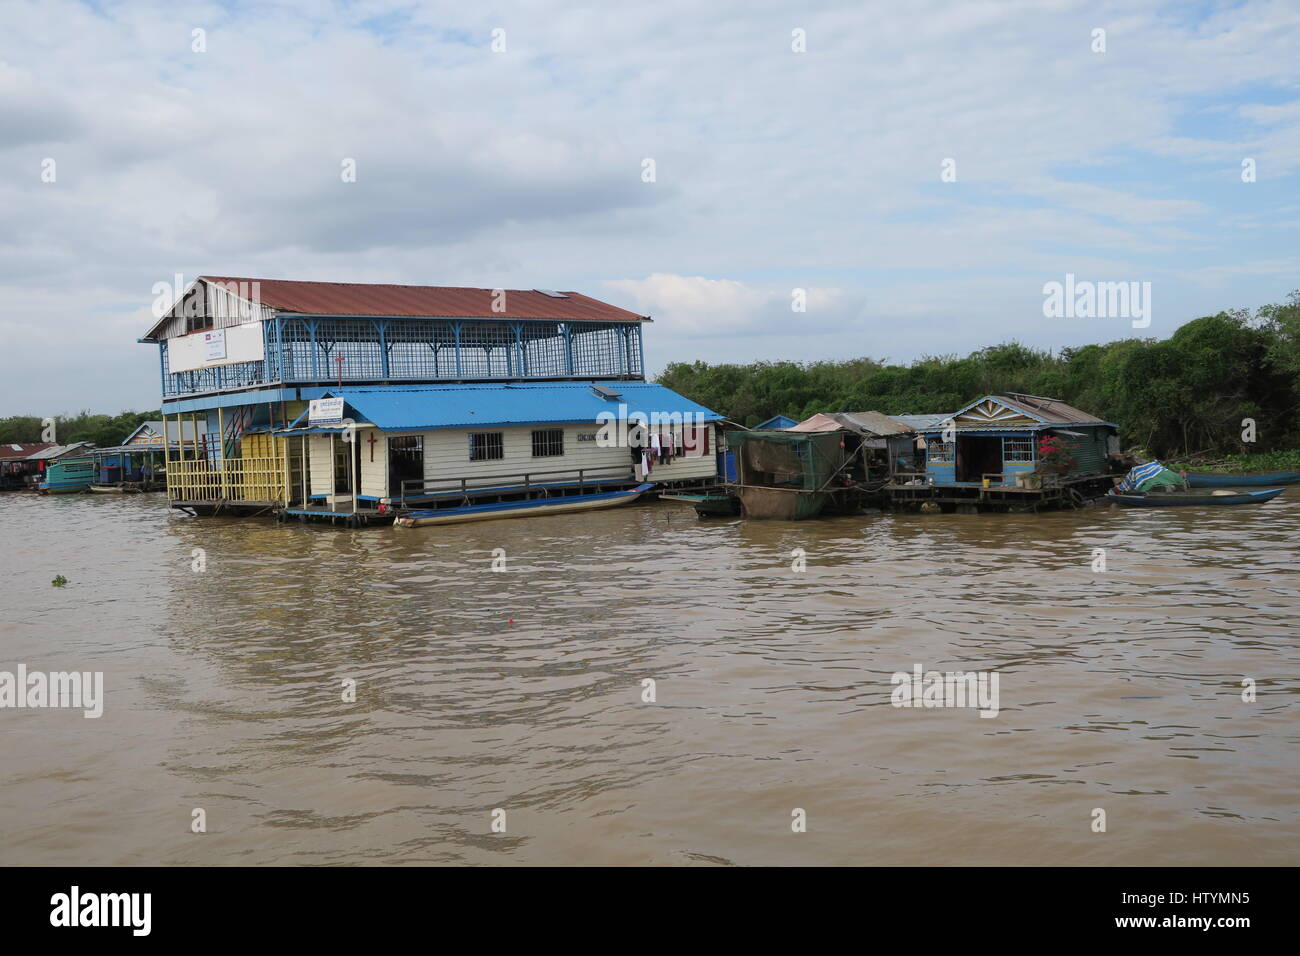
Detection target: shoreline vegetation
<box><xmin>3</xmin><ymin>294</ymin><xmax>1298</xmax><ymax>465</ymax></box>
<box><xmin>0</xmin><ymin>410</ymin><xmax>160</xmax><ymax>447</ymax></box>
<box><xmin>658</xmin><ymin>294</ymin><xmax>1300</xmax><ymax>460</ymax></box>
<box><xmin>1167</xmin><ymin>450</ymin><xmax>1300</xmax><ymax>474</ymax></box>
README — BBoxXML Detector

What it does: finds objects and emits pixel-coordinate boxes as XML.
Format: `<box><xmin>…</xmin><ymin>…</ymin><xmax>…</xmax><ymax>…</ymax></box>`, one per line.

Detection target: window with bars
<box><xmin>468</xmin><ymin>432</ymin><xmax>504</xmax><ymax>461</ymax></box>
<box><xmin>928</xmin><ymin>440</ymin><xmax>955</xmax><ymax>463</ymax></box>
<box><xmin>531</xmin><ymin>428</ymin><xmax>564</xmax><ymax>458</ymax></box>
<box><xmin>1003</xmin><ymin>437</ymin><xmax>1035</xmax><ymax>463</ymax></box>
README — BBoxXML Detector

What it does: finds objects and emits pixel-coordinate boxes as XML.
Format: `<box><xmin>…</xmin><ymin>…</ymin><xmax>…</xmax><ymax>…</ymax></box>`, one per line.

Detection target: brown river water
<box><xmin>1</xmin><ymin>490</ymin><xmax>1297</xmax><ymax>866</ymax></box>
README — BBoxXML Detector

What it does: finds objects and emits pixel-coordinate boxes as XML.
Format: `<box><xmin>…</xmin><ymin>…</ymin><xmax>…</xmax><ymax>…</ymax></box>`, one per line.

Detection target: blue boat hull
<box><xmin>1109</xmin><ymin>488</ymin><xmax>1285</xmax><ymax>507</ymax></box>
<box><xmin>1185</xmin><ymin>471</ymin><xmax>1300</xmax><ymax>487</ymax></box>
<box><xmin>394</xmin><ymin>483</ymin><xmax>653</xmax><ymax>527</ymax></box>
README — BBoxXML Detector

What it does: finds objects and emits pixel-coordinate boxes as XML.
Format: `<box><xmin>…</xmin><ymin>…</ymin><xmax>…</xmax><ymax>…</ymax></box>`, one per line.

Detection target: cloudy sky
<box><xmin>2</xmin><ymin>0</ymin><xmax>1299</xmax><ymax>414</ymax></box>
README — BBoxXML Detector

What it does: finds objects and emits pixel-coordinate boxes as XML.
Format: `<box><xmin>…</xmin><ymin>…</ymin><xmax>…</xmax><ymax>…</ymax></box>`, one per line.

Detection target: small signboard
<box><xmin>309</xmin><ymin>397</ymin><xmax>345</xmax><ymax>426</ymax></box>
<box><xmin>203</xmin><ymin>328</ymin><xmax>227</xmax><ymax>361</ymax></box>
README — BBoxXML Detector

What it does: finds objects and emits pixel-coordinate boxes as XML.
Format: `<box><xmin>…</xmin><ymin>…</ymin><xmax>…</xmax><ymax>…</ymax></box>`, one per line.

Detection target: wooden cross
<box><xmin>367</xmin><ymin>432</ymin><xmax>378</xmax><ymax>462</ymax></box>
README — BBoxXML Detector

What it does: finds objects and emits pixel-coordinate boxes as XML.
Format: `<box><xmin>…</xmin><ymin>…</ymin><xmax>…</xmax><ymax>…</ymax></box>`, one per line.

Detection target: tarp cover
<box><xmin>1116</xmin><ymin>461</ymin><xmax>1187</xmax><ymax>492</ymax></box>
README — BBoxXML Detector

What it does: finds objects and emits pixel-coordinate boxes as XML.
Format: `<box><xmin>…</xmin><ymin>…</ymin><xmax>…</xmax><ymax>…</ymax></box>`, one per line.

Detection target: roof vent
<box><xmin>591</xmin><ymin>384</ymin><xmax>622</xmax><ymax>401</ymax></box>
<box><xmin>534</xmin><ymin>289</ymin><xmax>569</xmax><ymax>298</ymax></box>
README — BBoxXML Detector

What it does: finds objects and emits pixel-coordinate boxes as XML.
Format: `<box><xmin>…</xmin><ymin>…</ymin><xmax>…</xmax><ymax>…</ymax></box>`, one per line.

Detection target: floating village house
<box><xmin>141</xmin><ymin>277</ymin><xmax>722</xmax><ymax>518</ymax></box>
<box><xmin>78</xmin><ymin>420</ymin><xmax>201</xmax><ymax>492</ymax></box>
<box><xmin>895</xmin><ymin>393</ymin><xmax>1120</xmax><ymax>508</ymax></box>
<box><xmin>727</xmin><ymin>411</ymin><xmax>916</xmax><ymax>519</ymax></box>
<box><xmin>2</xmin><ymin>441</ymin><xmax>96</xmax><ymax>492</ymax></box>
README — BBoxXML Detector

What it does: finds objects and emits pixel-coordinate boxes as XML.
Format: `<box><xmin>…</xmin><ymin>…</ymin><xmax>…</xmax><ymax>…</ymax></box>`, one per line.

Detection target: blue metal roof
<box><xmin>754</xmin><ymin>415</ymin><xmax>799</xmax><ymax>430</ymax></box>
<box><xmin>321</xmin><ymin>382</ymin><xmax>723</xmax><ymax>431</ymax></box>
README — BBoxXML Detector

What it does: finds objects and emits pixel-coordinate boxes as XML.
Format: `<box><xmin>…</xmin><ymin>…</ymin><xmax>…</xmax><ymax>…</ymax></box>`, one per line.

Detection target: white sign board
<box><xmin>203</xmin><ymin>329</ymin><xmax>227</xmax><ymax>361</ymax></box>
<box><xmin>169</xmin><ymin>322</ymin><xmax>265</xmax><ymax>374</ymax></box>
<box><xmin>309</xmin><ymin>398</ymin><xmax>345</xmax><ymax>426</ymax></box>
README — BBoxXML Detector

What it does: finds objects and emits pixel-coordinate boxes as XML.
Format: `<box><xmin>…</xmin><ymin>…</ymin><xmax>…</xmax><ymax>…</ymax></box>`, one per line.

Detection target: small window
<box><xmin>469</xmin><ymin>432</ymin><xmax>504</xmax><ymax>461</ymax></box>
<box><xmin>1003</xmin><ymin>437</ymin><xmax>1035</xmax><ymax>463</ymax></box>
<box><xmin>928</xmin><ymin>440</ymin><xmax>955</xmax><ymax>464</ymax></box>
<box><xmin>531</xmin><ymin>428</ymin><xmax>564</xmax><ymax>458</ymax></box>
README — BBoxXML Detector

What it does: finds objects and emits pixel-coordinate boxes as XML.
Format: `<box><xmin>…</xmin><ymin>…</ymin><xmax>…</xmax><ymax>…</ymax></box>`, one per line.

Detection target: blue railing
<box><xmin>160</xmin><ymin>317</ymin><xmax>644</xmax><ymax>398</ymax></box>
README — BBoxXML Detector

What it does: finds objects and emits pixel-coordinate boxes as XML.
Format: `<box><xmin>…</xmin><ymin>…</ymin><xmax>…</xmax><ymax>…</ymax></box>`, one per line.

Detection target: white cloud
<box><xmin>0</xmin><ymin>0</ymin><xmax>1298</xmax><ymax>411</ymax></box>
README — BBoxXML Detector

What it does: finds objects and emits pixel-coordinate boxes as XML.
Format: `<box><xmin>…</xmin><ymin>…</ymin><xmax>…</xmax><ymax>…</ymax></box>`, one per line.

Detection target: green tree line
<box><xmin>658</xmin><ymin>293</ymin><xmax>1300</xmax><ymax>457</ymax></box>
<box><xmin>0</xmin><ymin>410</ymin><xmax>161</xmax><ymax>448</ymax></box>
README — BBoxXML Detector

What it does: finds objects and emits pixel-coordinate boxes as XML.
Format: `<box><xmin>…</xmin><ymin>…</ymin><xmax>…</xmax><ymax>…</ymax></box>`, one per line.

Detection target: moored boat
<box><xmin>393</xmin><ymin>483</ymin><xmax>653</xmax><ymax>527</ymax></box>
<box><xmin>660</xmin><ymin>492</ymin><xmax>741</xmax><ymax>517</ymax></box>
<box><xmin>1184</xmin><ymin>471</ymin><xmax>1300</xmax><ymax>488</ymax></box>
<box><xmin>38</xmin><ymin>458</ymin><xmax>97</xmax><ymax>494</ymax></box>
<box><xmin>1108</xmin><ymin>487</ymin><xmax>1284</xmax><ymax>507</ymax></box>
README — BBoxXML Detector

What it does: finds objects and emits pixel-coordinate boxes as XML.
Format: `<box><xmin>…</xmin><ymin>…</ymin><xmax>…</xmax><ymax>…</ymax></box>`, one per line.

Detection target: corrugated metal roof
<box><xmin>197</xmin><ymin>276</ymin><xmax>649</xmax><ymax>323</ymax></box>
<box><xmin>0</xmin><ymin>442</ymin><xmax>55</xmax><ymax>461</ymax></box>
<box><xmin>994</xmin><ymin>394</ymin><xmax>1109</xmax><ymax>425</ymax></box>
<box><xmin>833</xmin><ymin>411</ymin><xmax>913</xmax><ymax>437</ymax></box>
<box><xmin>25</xmin><ymin>441</ymin><xmax>95</xmax><ymax>460</ymax></box>
<box><xmin>892</xmin><ymin>413</ymin><xmax>952</xmax><ymax>430</ymax></box>
<box><xmin>754</xmin><ymin>415</ymin><xmax>799</xmax><ymax>430</ymax></box>
<box><xmin>304</xmin><ymin>382</ymin><xmax>723</xmax><ymax>432</ymax></box>
<box><xmin>788</xmin><ymin>411</ymin><xmax>913</xmax><ymax>437</ymax></box>
<box><xmin>124</xmin><ymin>421</ymin><xmax>198</xmax><ymax>444</ymax></box>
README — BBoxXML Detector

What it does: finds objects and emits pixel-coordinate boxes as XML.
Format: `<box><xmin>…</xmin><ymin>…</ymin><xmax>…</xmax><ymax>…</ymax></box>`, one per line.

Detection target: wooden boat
<box><xmin>38</xmin><ymin>458</ymin><xmax>97</xmax><ymax>494</ymax></box>
<box><xmin>393</xmin><ymin>483</ymin><xmax>653</xmax><ymax>527</ymax></box>
<box><xmin>1184</xmin><ymin>471</ymin><xmax>1300</xmax><ymax>488</ymax></box>
<box><xmin>660</xmin><ymin>492</ymin><xmax>740</xmax><ymax>517</ymax></box>
<box><xmin>87</xmin><ymin>484</ymin><xmax>143</xmax><ymax>494</ymax></box>
<box><xmin>1108</xmin><ymin>487</ymin><xmax>1285</xmax><ymax>507</ymax></box>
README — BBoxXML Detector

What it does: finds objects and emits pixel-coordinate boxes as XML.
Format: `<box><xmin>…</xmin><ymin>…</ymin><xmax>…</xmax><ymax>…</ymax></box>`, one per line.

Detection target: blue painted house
<box><xmin>917</xmin><ymin>394</ymin><xmax>1119</xmax><ymax>487</ymax></box>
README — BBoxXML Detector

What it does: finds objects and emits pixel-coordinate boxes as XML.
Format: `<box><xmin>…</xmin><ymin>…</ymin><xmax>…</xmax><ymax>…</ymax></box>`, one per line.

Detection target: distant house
<box><xmin>0</xmin><ymin>443</ymin><xmax>56</xmax><ymax>488</ymax></box>
<box><xmin>915</xmin><ymin>394</ymin><xmax>1119</xmax><ymax>486</ymax></box>
<box><xmin>122</xmin><ymin>420</ymin><xmax>199</xmax><ymax>448</ymax></box>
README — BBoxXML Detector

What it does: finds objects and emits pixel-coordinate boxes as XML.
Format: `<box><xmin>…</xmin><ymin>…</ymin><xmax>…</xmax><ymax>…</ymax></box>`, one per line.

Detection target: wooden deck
<box><xmin>885</xmin><ymin>474</ymin><xmax>1116</xmax><ymax>511</ymax></box>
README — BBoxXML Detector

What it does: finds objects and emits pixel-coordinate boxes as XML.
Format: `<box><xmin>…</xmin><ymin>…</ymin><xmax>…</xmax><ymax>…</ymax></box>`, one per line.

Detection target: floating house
<box><xmin>0</xmin><ymin>442</ymin><xmax>100</xmax><ymax>493</ymax></box>
<box><xmin>84</xmin><ymin>421</ymin><xmax>200</xmax><ymax>492</ymax></box>
<box><xmin>787</xmin><ymin>411</ymin><xmax>915</xmax><ymax>480</ymax></box>
<box><xmin>753</xmin><ymin>414</ymin><xmax>798</xmax><ymax>431</ymax></box>
<box><xmin>141</xmin><ymin>277</ymin><xmax>721</xmax><ymax>520</ymax></box>
<box><xmin>272</xmin><ymin>381</ymin><xmax>719</xmax><ymax>523</ymax></box>
<box><xmin>890</xmin><ymin>394</ymin><xmax>1120</xmax><ymax>510</ymax></box>
<box><xmin>0</xmin><ymin>443</ymin><xmax>56</xmax><ymax>489</ymax></box>
<box><xmin>728</xmin><ymin>411</ymin><xmax>915</xmax><ymax>519</ymax></box>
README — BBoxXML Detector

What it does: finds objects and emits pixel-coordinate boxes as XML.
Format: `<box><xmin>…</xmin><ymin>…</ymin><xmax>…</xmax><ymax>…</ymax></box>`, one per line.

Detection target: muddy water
<box><xmin>1</xmin><ymin>490</ymin><xmax>1297</xmax><ymax>866</ymax></box>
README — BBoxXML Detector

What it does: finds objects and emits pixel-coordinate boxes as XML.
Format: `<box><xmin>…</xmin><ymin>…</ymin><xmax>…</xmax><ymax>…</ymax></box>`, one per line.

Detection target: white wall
<box><xmin>358</xmin><ymin>428</ymin><xmax>387</xmax><ymax>498</ymax></box>
<box><xmin>308</xmin><ymin>434</ymin><xmax>333</xmax><ymax>497</ymax></box>
<box><xmin>377</xmin><ymin>422</ymin><xmax>716</xmax><ymax>495</ymax></box>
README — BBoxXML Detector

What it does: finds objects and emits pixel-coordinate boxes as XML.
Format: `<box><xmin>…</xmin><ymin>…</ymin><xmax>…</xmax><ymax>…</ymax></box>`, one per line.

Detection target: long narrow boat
<box><xmin>1108</xmin><ymin>487</ymin><xmax>1284</xmax><ymax>507</ymax></box>
<box><xmin>660</xmin><ymin>492</ymin><xmax>740</xmax><ymax>517</ymax></box>
<box><xmin>1184</xmin><ymin>471</ymin><xmax>1300</xmax><ymax>488</ymax></box>
<box><xmin>393</xmin><ymin>483</ymin><xmax>653</xmax><ymax>528</ymax></box>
